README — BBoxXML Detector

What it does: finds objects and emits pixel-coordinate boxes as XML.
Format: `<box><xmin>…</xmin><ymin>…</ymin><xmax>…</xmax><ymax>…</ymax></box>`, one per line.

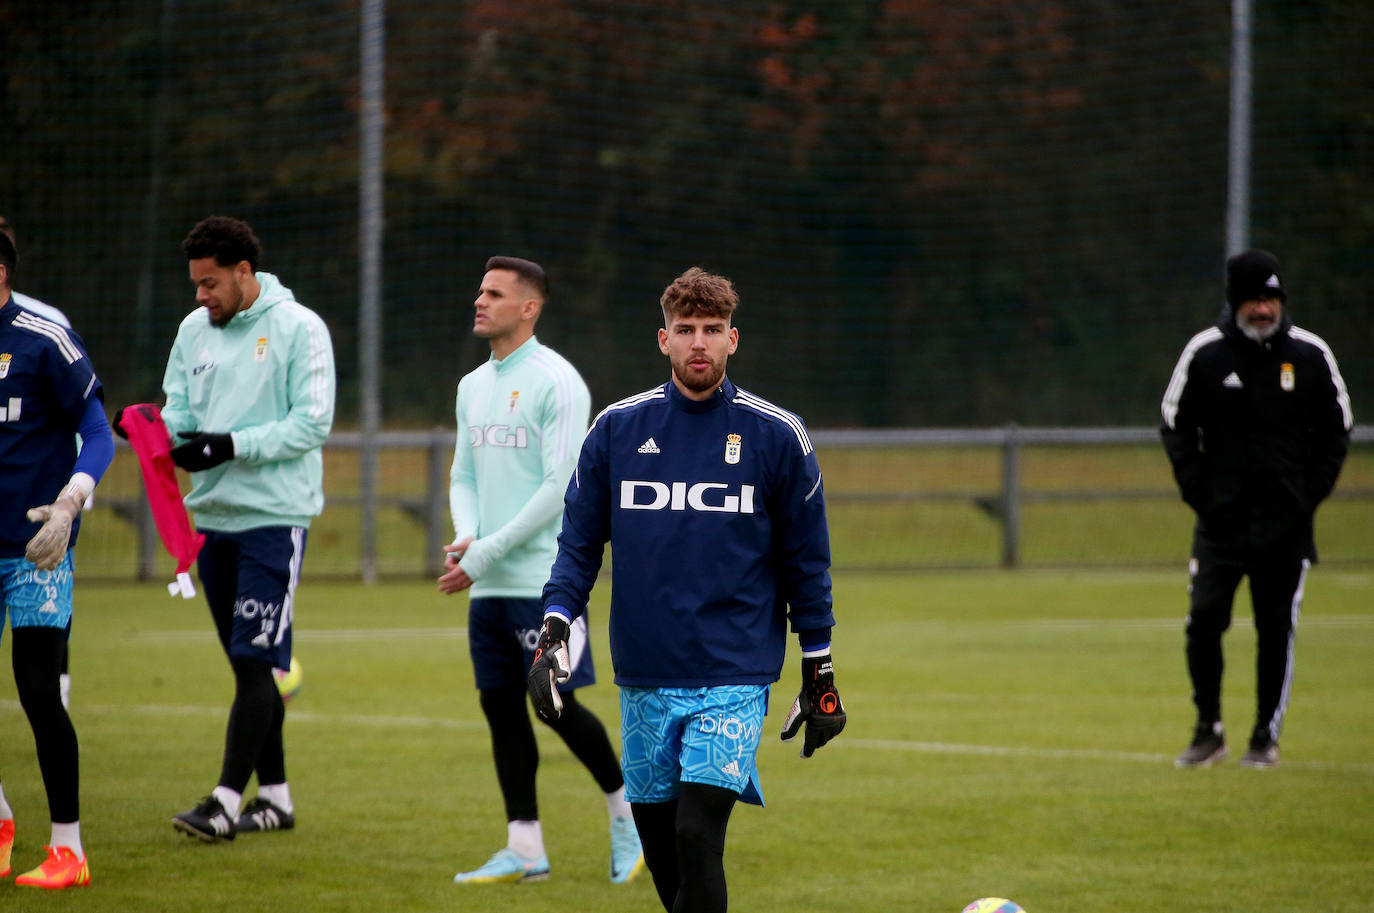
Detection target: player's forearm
<box><xmin>460</xmin><ymin>477</ymin><xmax>566</xmax><ymax>579</ymax></box>
<box><xmin>449</xmin><ymin>481</ymin><xmax>479</xmax><ymax>543</ymax></box>
<box><xmin>541</xmin><ymin>538</ymin><xmax>604</xmax><ymax>623</ymax></box>
<box><xmin>458</xmin><ymin>456</ymin><xmax>573</xmax><ymax>578</ymax></box>
<box><xmin>797</xmin><ymin>626</ymin><xmax>832</xmax><ymax>654</ymax></box>
<box><xmin>228</xmin><ymin>405</ymin><xmax>333</xmax><ymax>463</ymax></box>
<box><xmin>73</xmin><ymin>397</ymin><xmax>114</xmax><ymax>485</ymax></box>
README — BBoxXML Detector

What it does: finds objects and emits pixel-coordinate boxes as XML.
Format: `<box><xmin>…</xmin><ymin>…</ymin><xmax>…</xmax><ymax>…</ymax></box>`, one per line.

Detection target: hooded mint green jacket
<box><xmin>161</xmin><ymin>272</ymin><xmax>336</xmax><ymax>532</ymax></box>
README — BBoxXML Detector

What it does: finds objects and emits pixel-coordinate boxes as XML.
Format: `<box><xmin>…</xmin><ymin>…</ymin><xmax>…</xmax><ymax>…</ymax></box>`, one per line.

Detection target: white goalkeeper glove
<box><xmin>527</xmin><ymin>616</ymin><xmax>571</xmax><ymax>722</ymax></box>
<box><xmin>26</xmin><ymin>474</ymin><xmax>94</xmax><ymax>571</ymax></box>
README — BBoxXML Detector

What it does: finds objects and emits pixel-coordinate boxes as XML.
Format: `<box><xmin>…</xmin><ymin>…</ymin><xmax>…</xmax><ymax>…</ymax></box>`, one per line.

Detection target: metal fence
<box><xmin>92</xmin><ymin>425</ymin><xmax>1372</xmax><ymax>582</ymax></box>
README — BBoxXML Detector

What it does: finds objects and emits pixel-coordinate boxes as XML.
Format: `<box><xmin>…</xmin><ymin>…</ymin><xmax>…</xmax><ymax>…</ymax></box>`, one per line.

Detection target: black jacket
<box><xmin>1160</xmin><ymin>307</ymin><xmax>1352</xmax><ymax>558</ymax></box>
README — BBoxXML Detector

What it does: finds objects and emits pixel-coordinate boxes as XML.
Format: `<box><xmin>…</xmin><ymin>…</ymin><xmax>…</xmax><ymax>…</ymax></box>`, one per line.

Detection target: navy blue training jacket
<box><xmin>543</xmin><ymin>376</ymin><xmax>834</xmax><ymax>688</ymax></box>
<box><xmin>0</xmin><ymin>298</ymin><xmax>106</xmax><ymax>557</ymax></box>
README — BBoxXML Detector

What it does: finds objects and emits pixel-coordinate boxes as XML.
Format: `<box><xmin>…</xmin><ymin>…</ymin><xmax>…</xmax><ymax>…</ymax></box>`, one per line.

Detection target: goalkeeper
<box><xmin>0</xmin><ymin>227</ymin><xmax>114</xmax><ymax>889</ymax></box>
<box><xmin>530</xmin><ymin>267</ymin><xmax>846</xmax><ymax>913</ymax></box>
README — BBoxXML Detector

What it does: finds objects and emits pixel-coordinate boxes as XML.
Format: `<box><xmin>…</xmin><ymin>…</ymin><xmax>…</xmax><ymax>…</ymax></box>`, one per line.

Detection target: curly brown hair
<box><xmin>182</xmin><ymin>216</ymin><xmax>262</xmax><ymax>271</ymax></box>
<box><xmin>659</xmin><ymin>267</ymin><xmax>739</xmax><ymax>325</ymax></box>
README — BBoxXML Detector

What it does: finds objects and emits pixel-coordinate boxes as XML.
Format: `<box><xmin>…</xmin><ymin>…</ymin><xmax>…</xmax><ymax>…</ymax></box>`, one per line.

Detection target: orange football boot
<box><xmin>0</xmin><ymin>819</ymin><xmax>13</xmax><ymax>877</ymax></box>
<box><xmin>15</xmin><ymin>845</ymin><xmax>90</xmax><ymax>889</ymax></box>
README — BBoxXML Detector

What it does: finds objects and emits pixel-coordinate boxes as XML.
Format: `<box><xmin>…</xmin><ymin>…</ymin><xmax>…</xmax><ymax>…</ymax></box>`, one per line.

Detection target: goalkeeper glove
<box><xmin>527</xmin><ymin>616</ymin><xmax>571</xmax><ymax>722</ymax></box>
<box><xmin>780</xmin><ymin>653</ymin><xmax>847</xmax><ymax>758</ymax></box>
<box><xmin>25</xmin><ymin>477</ymin><xmax>92</xmax><ymax>570</ymax></box>
<box><xmin>170</xmin><ymin>430</ymin><xmax>235</xmax><ymax>471</ymax></box>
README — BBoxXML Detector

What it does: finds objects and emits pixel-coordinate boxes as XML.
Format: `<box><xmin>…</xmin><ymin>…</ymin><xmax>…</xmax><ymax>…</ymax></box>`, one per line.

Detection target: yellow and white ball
<box><xmin>273</xmin><ymin>656</ymin><xmax>303</xmax><ymax>703</ymax></box>
<box><xmin>963</xmin><ymin>900</ymin><xmax>1025</xmax><ymax>913</ymax></box>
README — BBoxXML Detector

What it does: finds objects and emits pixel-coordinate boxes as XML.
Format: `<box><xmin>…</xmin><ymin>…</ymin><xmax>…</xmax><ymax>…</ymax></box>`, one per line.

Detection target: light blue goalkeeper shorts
<box><xmin>1</xmin><ymin>550</ymin><xmax>75</xmax><ymax>641</ymax></box>
<box><xmin>620</xmin><ymin>684</ymin><xmax>769</xmax><ymax>807</ymax></box>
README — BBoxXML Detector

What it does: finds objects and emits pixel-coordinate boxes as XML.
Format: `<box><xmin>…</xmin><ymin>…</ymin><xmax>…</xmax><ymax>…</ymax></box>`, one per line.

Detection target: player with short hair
<box><xmin>529</xmin><ymin>267</ymin><xmax>846</xmax><ymax>913</ymax></box>
<box><xmin>0</xmin><ymin>214</ymin><xmax>79</xmax><ymax>710</ymax></box>
<box><xmin>0</xmin><ymin>215</ymin><xmax>69</xmax><ymax>330</ymax></box>
<box><xmin>0</xmin><ymin>223</ymin><xmax>115</xmax><ymax>889</ymax></box>
<box><xmin>146</xmin><ymin>216</ymin><xmax>335</xmax><ymax>840</ymax></box>
<box><xmin>440</xmin><ymin>256</ymin><xmax>643</xmax><ymax>885</ymax></box>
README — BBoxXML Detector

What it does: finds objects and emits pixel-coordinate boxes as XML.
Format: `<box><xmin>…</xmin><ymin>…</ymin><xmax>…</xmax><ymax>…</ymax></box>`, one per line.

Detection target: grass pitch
<box><xmin>2</xmin><ymin>569</ymin><xmax>1371</xmax><ymax>912</ymax></box>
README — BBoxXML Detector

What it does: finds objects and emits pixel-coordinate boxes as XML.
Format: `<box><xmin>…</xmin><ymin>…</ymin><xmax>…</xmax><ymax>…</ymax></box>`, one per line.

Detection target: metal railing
<box><xmin>106</xmin><ymin>424</ymin><xmax>1371</xmax><ymax>577</ymax></box>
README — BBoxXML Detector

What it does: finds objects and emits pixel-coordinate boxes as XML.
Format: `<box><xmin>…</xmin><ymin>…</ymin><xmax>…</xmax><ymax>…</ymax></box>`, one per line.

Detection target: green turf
<box><xmin>2</xmin><ymin>570</ymin><xmax>1371</xmax><ymax>912</ymax></box>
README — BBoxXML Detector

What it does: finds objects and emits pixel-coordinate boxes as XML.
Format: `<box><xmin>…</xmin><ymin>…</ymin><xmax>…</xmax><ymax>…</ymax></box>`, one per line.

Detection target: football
<box><xmin>273</xmin><ymin>656</ymin><xmax>303</xmax><ymax>703</ymax></box>
<box><xmin>963</xmin><ymin>900</ymin><xmax>1025</xmax><ymax>913</ymax></box>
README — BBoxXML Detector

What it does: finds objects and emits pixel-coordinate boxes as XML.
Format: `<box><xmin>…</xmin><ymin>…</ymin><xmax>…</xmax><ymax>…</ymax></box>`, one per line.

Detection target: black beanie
<box><xmin>1226</xmin><ymin>248</ymin><xmax>1285</xmax><ymax>307</ymax></box>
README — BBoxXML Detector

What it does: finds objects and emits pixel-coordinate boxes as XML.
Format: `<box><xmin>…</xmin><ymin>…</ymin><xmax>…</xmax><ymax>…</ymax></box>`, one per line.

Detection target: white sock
<box><xmin>211</xmin><ymin>786</ymin><xmax>242</xmax><ymax>822</ymax></box>
<box><xmin>257</xmin><ymin>782</ymin><xmax>293</xmax><ymax>814</ymax></box>
<box><xmin>606</xmin><ymin>785</ymin><xmax>632</xmax><ymax>820</ymax></box>
<box><xmin>507</xmin><ymin>820</ymin><xmax>544</xmax><ymax>859</ymax></box>
<box><xmin>50</xmin><ymin>821</ymin><xmax>82</xmax><ymax>857</ymax></box>
<box><xmin>0</xmin><ymin>784</ymin><xmax>13</xmax><ymax>820</ymax></box>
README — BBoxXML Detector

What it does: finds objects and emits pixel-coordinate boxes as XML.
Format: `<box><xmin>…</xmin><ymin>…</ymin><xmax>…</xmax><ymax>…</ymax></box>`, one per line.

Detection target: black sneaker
<box><xmin>172</xmin><ymin>796</ymin><xmax>237</xmax><ymax>842</ymax></box>
<box><xmin>236</xmin><ymin>797</ymin><xmax>295</xmax><ymax>833</ymax></box>
<box><xmin>1240</xmin><ymin>741</ymin><xmax>1279</xmax><ymax>768</ymax></box>
<box><xmin>1174</xmin><ymin>721</ymin><xmax>1227</xmax><ymax>768</ymax></box>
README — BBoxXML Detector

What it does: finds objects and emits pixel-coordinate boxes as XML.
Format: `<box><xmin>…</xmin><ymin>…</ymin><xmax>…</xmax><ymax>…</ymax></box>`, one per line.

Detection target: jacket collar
<box><xmin>666</xmin><ymin>375</ymin><xmax>736</xmax><ymax>413</ymax></box>
<box><xmin>490</xmin><ymin>335</ymin><xmax>541</xmax><ymax>373</ymax></box>
<box><xmin>212</xmin><ymin>271</ymin><xmax>291</xmax><ymax>329</ymax></box>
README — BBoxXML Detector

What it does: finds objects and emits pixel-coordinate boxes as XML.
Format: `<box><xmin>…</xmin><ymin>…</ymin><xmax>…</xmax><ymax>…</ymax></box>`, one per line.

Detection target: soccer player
<box><xmin>528</xmin><ymin>267</ymin><xmax>847</xmax><ymax>913</ymax></box>
<box><xmin>1162</xmin><ymin>248</ymin><xmax>1351</xmax><ymax>768</ymax></box>
<box><xmin>0</xmin><ymin>224</ymin><xmax>115</xmax><ymax>889</ymax></box>
<box><xmin>148</xmin><ymin>217</ymin><xmax>335</xmax><ymax>840</ymax></box>
<box><xmin>439</xmin><ymin>256</ymin><xmax>643</xmax><ymax>885</ymax></box>
<box><xmin>1</xmin><ymin>214</ymin><xmax>79</xmax><ymax>711</ymax></box>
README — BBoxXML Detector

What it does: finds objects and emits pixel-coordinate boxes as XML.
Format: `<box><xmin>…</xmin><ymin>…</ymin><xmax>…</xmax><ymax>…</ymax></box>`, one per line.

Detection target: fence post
<box><xmin>427</xmin><ymin>428</ymin><xmax>450</xmax><ymax>577</ymax></box>
<box><xmin>1000</xmin><ymin>422</ymin><xmax>1022</xmax><ymax>568</ymax></box>
<box><xmin>137</xmin><ymin>478</ymin><xmax>157</xmax><ymax>581</ymax></box>
<box><xmin>357</xmin><ymin>0</ymin><xmax>385</xmax><ymax>584</ymax></box>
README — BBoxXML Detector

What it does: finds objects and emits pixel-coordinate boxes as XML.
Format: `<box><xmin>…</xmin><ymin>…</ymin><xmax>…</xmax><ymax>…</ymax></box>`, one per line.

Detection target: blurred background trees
<box><xmin>2</xmin><ymin>0</ymin><xmax>1368</xmax><ymax>427</ymax></box>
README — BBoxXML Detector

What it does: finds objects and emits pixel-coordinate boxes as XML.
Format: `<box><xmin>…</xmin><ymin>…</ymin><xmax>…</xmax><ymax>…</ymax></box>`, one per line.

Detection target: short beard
<box><xmin>673</xmin><ymin>357</ymin><xmax>726</xmax><ymax>394</ymax></box>
<box><xmin>1236</xmin><ymin>313</ymin><xmax>1280</xmax><ymax>343</ymax></box>
<box><xmin>210</xmin><ymin>282</ymin><xmax>246</xmax><ymax>328</ymax></box>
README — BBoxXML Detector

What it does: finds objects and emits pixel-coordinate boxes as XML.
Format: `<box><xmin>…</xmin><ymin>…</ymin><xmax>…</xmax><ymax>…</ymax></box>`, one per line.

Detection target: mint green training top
<box><xmin>161</xmin><ymin>272</ymin><xmax>336</xmax><ymax>532</ymax></box>
<box><xmin>449</xmin><ymin>335</ymin><xmax>591</xmax><ymax>597</ymax></box>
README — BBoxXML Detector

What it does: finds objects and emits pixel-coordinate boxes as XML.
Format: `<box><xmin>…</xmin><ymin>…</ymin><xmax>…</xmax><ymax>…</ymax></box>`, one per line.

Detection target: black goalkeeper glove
<box><xmin>527</xmin><ymin>616</ymin><xmax>571</xmax><ymax>722</ymax></box>
<box><xmin>780</xmin><ymin>653</ymin><xmax>847</xmax><ymax>758</ymax></box>
<box><xmin>170</xmin><ymin>431</ymin><xmax>235</xmax><ymax>471</ymax></box>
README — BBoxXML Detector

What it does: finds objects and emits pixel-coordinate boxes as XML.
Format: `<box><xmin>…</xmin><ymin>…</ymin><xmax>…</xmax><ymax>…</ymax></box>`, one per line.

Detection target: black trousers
<box><xmin>1185</xmin><ymin>541</ymin><xmax>1310</xmax><ymax>747</ymax></box>
<box><xmin>478</xmin><ymin>687</ymin><xmax>624</xmax><ymax>823</ymax></box>
<box><xmin>11</xmin><ymin>627</ymin><xmax>79</xmax><ymax>823</ymax></box>
<box><xmin>633</xmin><ymin>783</ymin><xmax>737</xmax><ymax>913</ymax></box>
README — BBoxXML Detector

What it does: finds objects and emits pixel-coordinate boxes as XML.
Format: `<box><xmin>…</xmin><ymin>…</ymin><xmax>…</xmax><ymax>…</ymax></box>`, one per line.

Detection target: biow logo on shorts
<box><xmin>235</xmin><ymin>597</ymin><xmax>283</xmax><ymax>622</ymax></box>
<box><xmin>619</xmin><ymin>480</ymin><xmax>756</xmax><ymax>514</ymax></box>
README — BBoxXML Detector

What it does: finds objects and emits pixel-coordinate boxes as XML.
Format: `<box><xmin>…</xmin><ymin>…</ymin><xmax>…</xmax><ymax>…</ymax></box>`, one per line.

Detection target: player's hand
<box><xmin>527</xmin><ymin>616</ymin><xmax>571</xmax><ymax>722</ymax></box>
<box><xmin>780</xmin><ymin>653</ymin><xmax>847</xmax><ymax>758</ymax></box>
<box><xmin>25</xmin><ymin>489</ymin><xmax>85</xmax><ymax>570</ymax></box>
<box><xmin>170</xmin><ymin>431</ymin><xmax>234</xmax><ymax>471</ymax></box>
<box><xmin>437</xmin><ymin>538</ymin><xmax>475</xmax><ymax>594</ymax></box>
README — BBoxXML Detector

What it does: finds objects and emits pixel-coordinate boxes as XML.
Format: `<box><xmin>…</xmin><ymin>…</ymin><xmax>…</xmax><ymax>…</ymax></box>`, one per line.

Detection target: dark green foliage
<box><xmin>2</xmin><ymin>1</ymin><xmax>1370</xmax><ymax>425</ymax></box>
